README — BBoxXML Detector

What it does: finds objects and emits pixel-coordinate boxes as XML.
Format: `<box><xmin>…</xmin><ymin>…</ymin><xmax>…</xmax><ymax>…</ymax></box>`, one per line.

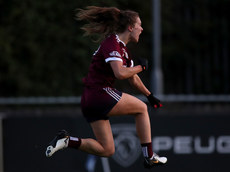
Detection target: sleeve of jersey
<box><xmin>102</xmin><ymin>37</ymin><xmax>123</xmax><ymax>63</ymax></box>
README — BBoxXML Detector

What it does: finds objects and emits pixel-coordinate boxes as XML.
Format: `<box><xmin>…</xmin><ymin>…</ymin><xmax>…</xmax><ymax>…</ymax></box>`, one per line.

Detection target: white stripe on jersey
<box><xmin>105</xmin><ymin>57</ymin><xmax>123</xmax><ymax>63</ymax></box>
<box><xmin>93</xmin><ymin>45</ymin><xmax>101</xmax><ymax>56</ymax></box>
<box><xmin>103</xmin><ymin>87</ymin><xmax>121</xmax><ymax>102</ymax></box>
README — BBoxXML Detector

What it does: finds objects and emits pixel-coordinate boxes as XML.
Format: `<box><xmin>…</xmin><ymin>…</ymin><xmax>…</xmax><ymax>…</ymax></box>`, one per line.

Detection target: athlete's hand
<box><xmin>138</xmin><ymin>58</ymin><xmax>148</xmax><ymax>71</ymax></box>
<box><xmin>147</xmin><ymin>93</ymin><xmax>163</xmax><ymax>108</ymax></box>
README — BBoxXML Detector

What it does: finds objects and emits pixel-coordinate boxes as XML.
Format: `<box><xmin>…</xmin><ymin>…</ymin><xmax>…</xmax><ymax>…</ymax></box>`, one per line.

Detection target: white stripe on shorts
<box><xmin>103</xmin><ymin>87</ymin><xmax>121</xmax><ymax>102</ymax></box>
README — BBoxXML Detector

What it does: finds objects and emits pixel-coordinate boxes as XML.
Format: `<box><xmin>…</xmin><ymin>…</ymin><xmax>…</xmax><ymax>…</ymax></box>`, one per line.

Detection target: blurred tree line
<box><xmin>0</xmin><ymin>0</ymin><xmax>152</xmax><ymax>96</ymax></box>
<box><xmin>0</xmin><ymin>0</ymin><xmax>229</xmax><ymax>97</ymax></box>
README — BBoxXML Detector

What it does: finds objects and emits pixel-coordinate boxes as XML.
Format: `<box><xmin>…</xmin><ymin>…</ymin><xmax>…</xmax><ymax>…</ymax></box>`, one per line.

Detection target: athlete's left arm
<box><xmin>128</xmin><ymin>74</ymin><xmax>151</xmax><ymax>96</ymax></box>
<box><xmin>129</xmin><ymin>74</ymin><xmax>163</xmax><ymax>108</ymax></box>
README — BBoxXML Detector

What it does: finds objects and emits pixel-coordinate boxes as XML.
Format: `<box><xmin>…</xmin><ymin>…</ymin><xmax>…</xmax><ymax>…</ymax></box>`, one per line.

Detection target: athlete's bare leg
<box><xmin>108</xmin><ymin>93</ymin><xmax>151</xmax><ymax>144</ymax></box>
<box><xmin>78</xmin><ymin>120</ymin><xmax>115</xmax><ymax>157</ymax></box>
<box><xmin>78</xmin><ymin>93</ymin><xmax>151</xmax><ymax>156</ymax></box>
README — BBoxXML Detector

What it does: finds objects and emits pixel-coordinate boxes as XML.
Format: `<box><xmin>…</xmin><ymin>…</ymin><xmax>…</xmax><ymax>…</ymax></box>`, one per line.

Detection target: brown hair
<box><xmin>76</xmin><ymin>6</ymin><xmax>139</xmax><ymax>40</ymax></box>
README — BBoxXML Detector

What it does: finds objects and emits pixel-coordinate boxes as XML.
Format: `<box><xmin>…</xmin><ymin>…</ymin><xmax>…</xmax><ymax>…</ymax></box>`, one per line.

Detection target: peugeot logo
<box><xmin>111</xmin><ymin>124</ymin><xmax>141</xmax><ymax>167</ymax></box>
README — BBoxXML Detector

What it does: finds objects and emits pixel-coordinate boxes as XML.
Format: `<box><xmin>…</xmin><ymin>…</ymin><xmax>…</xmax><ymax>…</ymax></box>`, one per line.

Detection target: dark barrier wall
<box><xmin>3</xmin><ymin>112</ymin><xmax>230</xmax><ymax>172</ymax></box>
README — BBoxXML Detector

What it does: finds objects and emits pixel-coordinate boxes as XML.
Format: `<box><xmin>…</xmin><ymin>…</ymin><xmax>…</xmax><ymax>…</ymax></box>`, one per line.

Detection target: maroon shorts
<box><xmin>81</xmin><ymin>87</ymin><xmax>122</xmax><ymax>123</ymax></box>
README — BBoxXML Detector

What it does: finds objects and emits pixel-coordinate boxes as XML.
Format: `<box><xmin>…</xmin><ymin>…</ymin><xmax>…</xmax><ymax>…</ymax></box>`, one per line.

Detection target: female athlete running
<box><xmin>46</xmin><ymin>6</ymin><xmax>167</xmax><ymax>168</ymax></box>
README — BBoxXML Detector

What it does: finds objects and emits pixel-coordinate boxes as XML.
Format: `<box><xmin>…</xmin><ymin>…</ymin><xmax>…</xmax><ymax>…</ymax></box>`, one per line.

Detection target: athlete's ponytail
<box><xmin>76</xmin><ymin>6</ymin><xmax>139</xmax><ymax>40</ymax></box>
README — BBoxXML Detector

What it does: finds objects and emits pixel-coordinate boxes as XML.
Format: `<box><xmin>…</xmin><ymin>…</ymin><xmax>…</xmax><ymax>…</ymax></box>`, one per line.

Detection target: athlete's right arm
<box><xmin>110</xmin><ymin>61</ymin><xmax>143</xmax><ymax>80</ymax></box>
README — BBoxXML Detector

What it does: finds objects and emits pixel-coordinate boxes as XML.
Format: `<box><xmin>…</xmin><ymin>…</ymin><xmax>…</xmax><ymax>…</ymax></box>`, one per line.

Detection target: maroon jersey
<box><xmin>82</xmin><ymin>34</ymin><xmax>134</xmax><ymax>88</ymax></box>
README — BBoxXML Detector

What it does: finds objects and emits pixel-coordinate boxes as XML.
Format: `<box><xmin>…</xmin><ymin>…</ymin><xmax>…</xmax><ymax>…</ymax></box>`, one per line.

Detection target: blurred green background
<box><xmin>0</xmin><ymin>0</ymin><xmax>229</xmax><ymax>97</ymax></box>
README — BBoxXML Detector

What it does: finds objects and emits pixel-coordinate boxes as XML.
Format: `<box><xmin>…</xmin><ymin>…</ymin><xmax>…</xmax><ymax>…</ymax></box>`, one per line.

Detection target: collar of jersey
<box><xmin>115</xmin><ymin>34</ymin><xmax>126</xmax><ymax>47</ymax></box>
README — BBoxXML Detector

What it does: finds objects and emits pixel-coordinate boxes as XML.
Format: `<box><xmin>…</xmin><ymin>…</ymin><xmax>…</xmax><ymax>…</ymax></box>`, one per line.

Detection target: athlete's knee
<box><xmin>139</xmin><ymin>101</ymin><xmax>148</xmax><ymax>113</ymax></box>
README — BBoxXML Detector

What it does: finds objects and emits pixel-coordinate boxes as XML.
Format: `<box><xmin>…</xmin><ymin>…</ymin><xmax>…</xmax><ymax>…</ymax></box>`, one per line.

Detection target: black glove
<box><xmin>138</xmin><ymin>58</ymin><xmax>148</xmax><ymax>71</ymax></box>
<box><xmin>147</xmin><ymin>93</ymin><xmax>163</xmax><ymax>108</ymax></box>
